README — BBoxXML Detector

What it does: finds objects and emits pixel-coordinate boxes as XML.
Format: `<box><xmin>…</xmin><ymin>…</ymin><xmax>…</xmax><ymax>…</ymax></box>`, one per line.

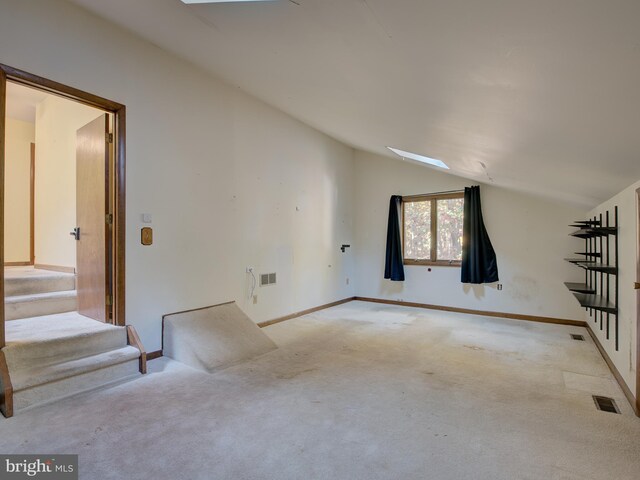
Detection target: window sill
<box><xmin>404</xmin><ymin>260</ymin><xmax>461</xmax><ymax>268</ymax></box>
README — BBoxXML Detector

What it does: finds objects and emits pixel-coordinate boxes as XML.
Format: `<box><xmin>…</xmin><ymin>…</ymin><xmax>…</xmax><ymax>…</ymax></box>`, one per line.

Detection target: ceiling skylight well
<box><xmin>180</xmin><ymin>0</ymin><xmax>277</xmax><ymax>4</ymax></box>
<box><xmin>386</xmin><ymin>147</ymin><xmax>449</xmax><ymax>170</ymax></box>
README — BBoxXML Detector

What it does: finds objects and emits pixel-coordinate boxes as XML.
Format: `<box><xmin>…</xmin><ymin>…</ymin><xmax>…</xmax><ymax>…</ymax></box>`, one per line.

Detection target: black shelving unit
<box><xmin>565</xmin><ymin>207</ymin><xmax>619</xmax><ymax>350</ymax></box>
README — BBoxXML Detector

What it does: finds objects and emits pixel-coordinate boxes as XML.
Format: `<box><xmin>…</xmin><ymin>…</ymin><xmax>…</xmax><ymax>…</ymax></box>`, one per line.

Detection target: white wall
<box><xmin>0</xmin><ymin>0</ymin><xmax>355</xmax><ymax>351</ymax></box>
<box><xmin>588</xmin><ymin>179</ymin><xmax>639</xmax><ymax>398</ymax></box>
<box><xmin>4</xmin><ymin>117</ymin><xmax>34</xmax><ymax>263</ymax></box>
<box><xmin>353</xmin><ymin>151</ymin><xmax>587</xmax><ymax>321</ymax></box>
<box><xmin>34</xmin><ymin>95</ymin><xmax>103</xmax><ymax>269</ymax></box>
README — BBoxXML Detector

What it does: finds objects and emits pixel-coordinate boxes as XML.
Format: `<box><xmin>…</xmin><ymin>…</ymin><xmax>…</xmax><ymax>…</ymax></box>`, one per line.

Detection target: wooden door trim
<box><xmin>0</xmin><ymin>64</ymin><xmax>126</xmax><ymax>349</ymax></box>
<box><xmin>0</xmin><ymin>67</ymin><xmax>6</xmax><ymax>349</ymax></box>
<box><xmin>636</xmin><ymin>188</ymin><xmax>640</xmax><ymax>414</ymax></box>
<box><xmin>30</xmin><ymin>142</ymin><xmax>35</xmax><ymax>265</ymax></box>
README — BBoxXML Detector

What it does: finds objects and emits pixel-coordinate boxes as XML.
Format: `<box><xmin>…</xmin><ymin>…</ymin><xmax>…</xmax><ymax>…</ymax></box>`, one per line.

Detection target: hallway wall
<box><xmin>4</xmin><ymin>117</ymin><xmax>34</xmax><ymax>263</ymax></box>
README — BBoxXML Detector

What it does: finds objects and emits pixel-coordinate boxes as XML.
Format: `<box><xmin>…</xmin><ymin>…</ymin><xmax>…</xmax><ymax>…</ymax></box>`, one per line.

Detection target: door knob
<box><xmin>70</xmin><ymin>227</ymin><xmax>80</xmax><ymax>240</ymax></box>
<box><xmin>635</xmin><ymin>282</ymin><xmax>640</xmax><ymax>290</ymax></box>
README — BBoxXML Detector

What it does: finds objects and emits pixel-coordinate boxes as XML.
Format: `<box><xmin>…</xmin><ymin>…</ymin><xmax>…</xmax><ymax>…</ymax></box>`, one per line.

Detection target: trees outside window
<box><xmin>403</xmin><ymin>192</ymin><xmax>463</xmax><ymax>266</ymax></box>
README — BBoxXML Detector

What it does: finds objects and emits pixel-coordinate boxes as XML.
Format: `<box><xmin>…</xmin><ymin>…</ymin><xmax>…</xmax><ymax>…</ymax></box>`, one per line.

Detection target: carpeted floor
<box><xmin>1</xmin><ymin>301</ymin><xmax>638</xmax><ymax>479</ymax></box>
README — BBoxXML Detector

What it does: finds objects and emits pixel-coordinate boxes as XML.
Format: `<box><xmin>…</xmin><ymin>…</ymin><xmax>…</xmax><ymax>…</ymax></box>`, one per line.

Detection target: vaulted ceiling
<box><xmin>69</xmin><ymin>0</ymin><xmax>640</xmax><ymax>207</ymax></box>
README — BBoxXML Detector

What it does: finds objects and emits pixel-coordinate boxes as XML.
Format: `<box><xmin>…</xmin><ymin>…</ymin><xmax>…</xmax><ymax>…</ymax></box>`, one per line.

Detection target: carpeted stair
<box><xmin>5</xmin><ymin>270</ymin><xmax>77</xmax><ymax>320</ymax></box>
<box><xmin>1</xmin><ymin>268</ymin><xmax>144</xmax><ymax>416</ymax></box>
<box><xmin>3</xmin><ymin>313</ymin><xmax>141</xmax><ymax>412</ymax></box>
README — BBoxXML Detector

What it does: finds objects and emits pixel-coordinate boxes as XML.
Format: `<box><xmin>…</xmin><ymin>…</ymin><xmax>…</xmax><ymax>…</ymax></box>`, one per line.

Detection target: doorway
<box><xmin>0</xmin><ymin>64</ymin><xmax>126</xmax><ymax>349</ymax></box>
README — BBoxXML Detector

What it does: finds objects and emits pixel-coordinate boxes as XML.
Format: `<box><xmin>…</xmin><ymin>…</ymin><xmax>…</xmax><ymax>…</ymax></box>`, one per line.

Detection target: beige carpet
<box><xmin>0</xmin><ymin>301</ymin><xmax>638</xmax><ymax>479</ymax></box>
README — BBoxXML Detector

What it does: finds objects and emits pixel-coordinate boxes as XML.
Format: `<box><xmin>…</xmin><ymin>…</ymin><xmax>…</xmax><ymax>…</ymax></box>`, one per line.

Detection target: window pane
<box><xmin>404</xmin><ymin>200</ymin><xmax>431</xmax><ymax>260</ymax></box>
<box><xmin>437</xmin><ymin>198</ymin><xmax>464</xmax><ymax>261</ymax></box>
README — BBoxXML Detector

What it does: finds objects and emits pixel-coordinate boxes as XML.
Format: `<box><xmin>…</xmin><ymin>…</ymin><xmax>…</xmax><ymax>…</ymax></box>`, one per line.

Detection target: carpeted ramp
<box><xmin>163</xmin><ymin>301</ymin><xmax>277</xmax><ymax>373</ymax></box>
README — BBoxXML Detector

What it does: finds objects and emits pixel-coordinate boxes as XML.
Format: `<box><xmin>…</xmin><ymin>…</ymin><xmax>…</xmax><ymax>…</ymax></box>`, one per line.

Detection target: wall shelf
<box><xmin>569</xmin><ymin>227</ymin><xmax>617</xmax><ymax>238</ymax></box>
<box><xmin>573</xmin><ymin>262</ymin><xmax>617</xmax><ymax>274</ymax></box>
<box><xmin>565</xmin><ymin>207</ymin><xmax>619</xmax><ymax>350</ymax></box>
<box><xmin>564</xmin><ymin>282</ymin><xmax>596</xmax><ymax>294</ymax></box>
<box><xmin>564</xmin><ymin>258</ymin><xmax>597</xmax><ymax>264</ymax></box>
<box><xmin>572</xmin><ymin>293</ymin><xmax>617</xmax><ymax>314</ymax></box>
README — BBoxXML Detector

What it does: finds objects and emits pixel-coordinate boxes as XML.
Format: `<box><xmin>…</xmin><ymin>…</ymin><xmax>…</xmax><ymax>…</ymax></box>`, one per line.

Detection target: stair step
<box><xmin>5</xmin><ymin>290</ymin><xmax>77</xmax><ymax>321</ymax></box>
<box><xmin>5</xmin><ymin>272</ymin><xmax>75</xmax><ymax>296</ymax></box>
<box><xmin>4</xmin><ymin>313</ymin><xmax>128</xmax><ymax>368</ymax></box>
<box><xmin>12</xmin><ymin>347</ymin><xmax>141</xmax><ymax>412</ymax></box>
<box><xmin>11</xmin><ymin>345</ymin><xmax>141</xmax><ymax>392</ymax></box>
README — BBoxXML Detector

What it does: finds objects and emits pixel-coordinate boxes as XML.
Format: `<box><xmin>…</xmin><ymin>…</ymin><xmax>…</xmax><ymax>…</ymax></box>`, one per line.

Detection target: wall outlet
<box><xmin>246</xmin><ymin>266</ymin><xmax>253</xmax><ymax>273</ymax></box>
<box><xmin>497</xmin><ymin>284</ymin><xmax>503</xmax><ymax>291</ymax></box>
<box><xmin>253</xmin><ymin>295</ymin><xmax>258</xmax><ymax>304</ymax></box>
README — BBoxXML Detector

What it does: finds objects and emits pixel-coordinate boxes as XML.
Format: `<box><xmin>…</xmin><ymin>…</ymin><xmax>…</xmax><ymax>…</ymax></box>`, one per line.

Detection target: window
<box><xmin>402</xmin><ymin>192</ymin><xmax>464</xmax><ymax>266</ymax></box>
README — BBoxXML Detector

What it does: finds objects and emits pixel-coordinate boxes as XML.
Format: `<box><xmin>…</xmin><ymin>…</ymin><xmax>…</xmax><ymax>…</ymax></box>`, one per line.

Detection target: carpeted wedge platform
<box><xmin>163</xmin><ymin>301</ymin><xmax>277</xmax><ymax>373</ymax></box>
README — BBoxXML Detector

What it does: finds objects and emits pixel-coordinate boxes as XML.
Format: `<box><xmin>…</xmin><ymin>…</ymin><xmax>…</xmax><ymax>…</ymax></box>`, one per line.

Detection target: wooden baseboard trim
<box><xmin>0</xmin><ymin>350</ymin><xmax>14</xmax><ymax>418</ymax></box>
<box><xmin>354</xmin><ymin>297</ymin><xmax>587</xmax><ymax>327</ymax></box>
<box><xmin>258</xmin><ymin>297</ymin><xmax>356</xmax><ymax>328</ymax></box>
<box><xmin>147</xmin><ymin>350</ymin><xmax>163</xmax><ymax>361</ymax></box>
<box><xmin>34</xmin><ymin>263</ymin><xmax>75</xmax><ymax>274</ymax></box>
<box><xmin>4</xmin><ymin>261</ymin><xmax>32</xmax><ymax>267</ymax></box>
<box><xmin>586</xmin><ymin>326</ymin><xmax>639</xmax><ymax>416</ymax></box>
<box><xmin>126</xmin><ymin>325</ymin><xmax>147</xmax><ymax>374</ymax></box>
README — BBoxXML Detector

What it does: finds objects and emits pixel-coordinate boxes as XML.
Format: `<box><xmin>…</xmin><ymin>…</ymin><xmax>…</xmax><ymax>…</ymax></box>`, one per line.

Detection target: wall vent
<box><xmin>592</xmin><ymin>395</ymin><xmax>620</xmax><ymax>414</ymax></box>
<box><xmin>570</xmin><ymin>334</ymin><xmax>585</xmax><ymax>341</ymax></box>
<box><xmin>260</xmin><ymin>273</ymin><xmax>276</xmax><ymax>286</ymax></box>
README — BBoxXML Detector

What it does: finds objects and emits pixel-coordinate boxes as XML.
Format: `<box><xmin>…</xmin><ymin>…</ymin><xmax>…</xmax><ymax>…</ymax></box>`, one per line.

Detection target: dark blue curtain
<box><xmin>461</xmin><ymin>186</ymin><xmax>499</xmax><ymax>284</ymax></box>
<box><xmin>384</xmin><ymin>195</ymin><xmax>405</xmax><ymax>281</ymax></box>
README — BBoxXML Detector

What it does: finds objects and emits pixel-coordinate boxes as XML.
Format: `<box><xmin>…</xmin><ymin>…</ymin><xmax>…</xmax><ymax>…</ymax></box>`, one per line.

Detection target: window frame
<box><xmin>402</xmin><ymin>192</ymin><xmax>464</xmax><ymax>267</ymax></box>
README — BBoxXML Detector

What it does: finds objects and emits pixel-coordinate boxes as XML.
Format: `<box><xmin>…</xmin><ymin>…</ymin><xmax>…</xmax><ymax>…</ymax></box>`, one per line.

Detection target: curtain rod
<box><xmin>402</xmin><ymin>188</ymin><xmax>465</xmax><ymax>197</ymax></box>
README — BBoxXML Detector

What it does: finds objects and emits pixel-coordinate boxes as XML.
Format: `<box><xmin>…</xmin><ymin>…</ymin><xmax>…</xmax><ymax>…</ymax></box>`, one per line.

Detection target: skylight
<box><xmin>180</xmin><ymin>0</ymin><xmax>276</xmax><ymax>4</ymax></box>
<box><xmin>386</xmin><ymin>147</ymin><xmax>449</xmax><ymax>170</ymax></box>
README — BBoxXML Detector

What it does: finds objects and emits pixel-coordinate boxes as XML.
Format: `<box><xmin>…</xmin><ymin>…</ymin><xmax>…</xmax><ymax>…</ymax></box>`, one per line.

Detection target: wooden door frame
<box><xmin>0</xmin><ymin>64</ymin><xmax>126</xmax><ymax>349</ymax></box>
<box><xmin>636</xmin><ymin>187</ymin><xmax>640</xmax><ymax>414</ymax></box>
<box><xmin>29</xmin><ymin>142</ymin><xmax>35</xmax><ymax>265</ymax></box>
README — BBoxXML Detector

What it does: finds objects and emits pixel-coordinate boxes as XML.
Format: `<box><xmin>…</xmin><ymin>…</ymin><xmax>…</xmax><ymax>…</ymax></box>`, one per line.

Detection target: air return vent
<box><xmin>260</xmin><ymin>273</ymin><xmax>276</xmax><ymax>287</ymax></box>
<box><xmin>592</xmin><ymin>395</ymin><xmax>620</xmax><ymax>414</ymax></box>
<box><xmin>570</xmin><ymin>334</ymin><xmax>585</xmax><ymax>341</ymax></box>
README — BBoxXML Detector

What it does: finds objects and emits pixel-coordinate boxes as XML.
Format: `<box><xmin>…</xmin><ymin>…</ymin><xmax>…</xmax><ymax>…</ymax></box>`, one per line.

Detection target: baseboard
<box><xmin>586</xmin><ymin>326</ymin><xmax>639</xmax><ymax>416</ymax></box>
<box><xmin>34</xmin><ymin>263</ymin><xmax>75</xmax><ymax>274</ymax></box>
<box><xmin>4</xmin><ymin>261</ymin><xmax>32</xmax><ymax>267</ymax></box>
<box><xmin>354</xmin><ymin>297</ymin><xmax>587</xmax><ymax>327</ymax></box>
<box><xmin>257</xmin><ymin>297</ymin><xmax>356</xmax><ymax>328</ymax></box>
<box><xmin>147</xmin><ymin>350</ymin><xmax>163</xmax><ymax>361</ymax></box>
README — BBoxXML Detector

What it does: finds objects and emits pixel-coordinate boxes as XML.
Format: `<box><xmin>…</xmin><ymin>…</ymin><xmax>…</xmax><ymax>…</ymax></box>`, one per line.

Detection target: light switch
<box><xmin>141</xmin><ymin>227</ymin><xmax>153</xmax><ymax>246</ymax></box>
<box><xmin>142</xmin><ymin>213</ymin><xmax>152</xmax><ymax>223</ymax></box>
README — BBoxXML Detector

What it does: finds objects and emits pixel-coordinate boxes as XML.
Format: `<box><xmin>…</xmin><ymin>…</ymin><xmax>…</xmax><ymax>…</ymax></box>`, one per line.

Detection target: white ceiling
<box><xmin>6</xmin><ymin>82</ymin><xmax>49</xmax><ymax>123</ymax></box>
<box><xmin>69</xmin><ymin>0</ymin><xmax>640</xmax><ymax>207</ymax></box>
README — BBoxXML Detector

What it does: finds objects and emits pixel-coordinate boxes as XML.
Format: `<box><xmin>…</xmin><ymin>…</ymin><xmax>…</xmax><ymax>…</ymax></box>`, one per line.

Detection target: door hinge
<box><xmin>106</xmin><ymin>294</ymin><xmax>113</xmax><ymax>306</ymax></box>
<box><xmin>106</xmin><ymin>132</ymin><xmax>113</xmax><ymax>143</ymax></box>
<box><xmin>106</xmin><ymin>213</ymin><xmax>113</xmax><ymax>225</ymax></box>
